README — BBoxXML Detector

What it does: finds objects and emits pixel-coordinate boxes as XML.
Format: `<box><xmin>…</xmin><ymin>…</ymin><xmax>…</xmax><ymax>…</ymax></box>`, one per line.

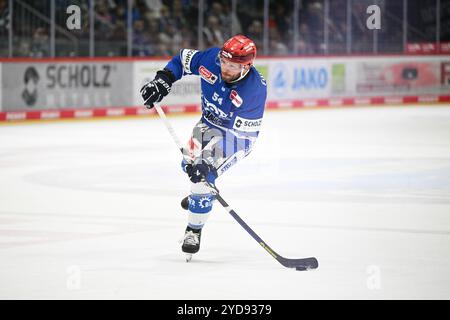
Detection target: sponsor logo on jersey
<box><xmin>220</xmin><ymin>156</ymin><xmax>238</xmax><ymax>174</ymax></box>
<box><xmin>203</xmin><ymin>96</ymin><xmax>229</xmax><ymax>119</ymax></box>
<box><xmin>230</xmin><ymin>90</ymin><xmax>243</xmax><ymax>107</ymax></box>
<box><xmin>232</xmin><ymin>115</ymin><xmax>262</xmax><ymax>132</ymax></box>
<box><xmin>181</xmin><ymin>49</ymin><xmax>198</xmax><ymax>74</ymax></box>
<box><xmin>204</xmin><ymin>111</ymin><xmax>224</xmax><ymax>127</ymax></box>
<box><xmin>199</xmin><ymin>66</ymin><xmax>218</xmax><ymax>84</ymax></box>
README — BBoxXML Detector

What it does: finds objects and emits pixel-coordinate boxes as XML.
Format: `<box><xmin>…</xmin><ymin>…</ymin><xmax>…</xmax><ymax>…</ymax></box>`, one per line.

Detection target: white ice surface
<box><xmin>1</xmin><ymin>105</ymin><xmax>450</xmax><ymax>299</ymax></box>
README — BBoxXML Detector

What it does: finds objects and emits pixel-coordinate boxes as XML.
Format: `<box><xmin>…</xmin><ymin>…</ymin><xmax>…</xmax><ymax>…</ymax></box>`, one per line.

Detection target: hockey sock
<box><xmin>187</xmin><ymin>182</ymin><xmax>215</xmax><ymax>229</ymax></box>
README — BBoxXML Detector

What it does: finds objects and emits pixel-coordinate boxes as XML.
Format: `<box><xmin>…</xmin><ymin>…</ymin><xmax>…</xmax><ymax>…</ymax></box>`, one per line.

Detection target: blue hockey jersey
<box><xmin>165</xmin><ymin>47</ymin><xmax>267</xmax><ymax>177</ymax></box>
<box><xmin>165</xmin><ymin>47</ymin><xmax>267</xmax><ymax>139</ymax></box>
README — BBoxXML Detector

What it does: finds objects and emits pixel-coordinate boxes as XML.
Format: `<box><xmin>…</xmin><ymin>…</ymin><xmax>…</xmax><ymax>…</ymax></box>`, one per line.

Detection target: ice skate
<box><xmin>182</xmin><ymin>226</ymin><xmax>202</xmax><ymax>262</ymax></box>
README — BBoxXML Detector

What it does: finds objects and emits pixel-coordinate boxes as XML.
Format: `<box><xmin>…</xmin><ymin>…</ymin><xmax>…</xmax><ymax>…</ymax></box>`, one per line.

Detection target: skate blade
<box><xmin>185</xmin><ymin>253</ymin><xmax>193</xmax><ymax>262</ymax></box>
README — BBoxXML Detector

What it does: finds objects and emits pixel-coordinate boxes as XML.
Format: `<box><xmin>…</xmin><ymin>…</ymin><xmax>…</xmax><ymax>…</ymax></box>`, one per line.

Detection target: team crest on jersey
<box><xmin>199</xmin><ymin>66</ymin><xmax>218</xmax><ymax>84</ymax></box>
<box><xmin>230</xmin><ymin>90</ymin><xmax>243</xmax><ymax>107</ymax></box>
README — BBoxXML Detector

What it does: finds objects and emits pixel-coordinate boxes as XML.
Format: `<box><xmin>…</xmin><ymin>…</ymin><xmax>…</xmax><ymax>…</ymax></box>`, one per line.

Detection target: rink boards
<box><xmin>0</xmin><ymin>55</ymin><xmax>449</xmax><ymax>121</ymax></box>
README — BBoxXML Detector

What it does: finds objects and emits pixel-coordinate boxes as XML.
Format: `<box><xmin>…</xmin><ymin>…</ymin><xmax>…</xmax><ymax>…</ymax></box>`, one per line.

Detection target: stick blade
<box><xmin>279</xmin><ymin>257</ymin><xmax>319</xmax><ymax>271</ymax></box>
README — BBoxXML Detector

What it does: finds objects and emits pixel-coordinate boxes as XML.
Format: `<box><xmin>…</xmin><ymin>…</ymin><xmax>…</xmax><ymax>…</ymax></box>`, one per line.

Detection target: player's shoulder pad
<box><xmin>179</xmin><ymin>48</ymin><xmax>199</xmax><ymax>75</ymax></box>
<box><xmin>179</xmin><ymin>47</ymin><xmax>220</xmax><ymax>75</ymax></box>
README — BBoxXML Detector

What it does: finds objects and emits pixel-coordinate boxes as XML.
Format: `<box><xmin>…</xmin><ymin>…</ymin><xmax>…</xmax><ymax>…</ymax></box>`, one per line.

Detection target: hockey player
<box><xmin>140</xmin><ymin>35</ymin><xmax>267</xmax><ymax>261</ymax></box>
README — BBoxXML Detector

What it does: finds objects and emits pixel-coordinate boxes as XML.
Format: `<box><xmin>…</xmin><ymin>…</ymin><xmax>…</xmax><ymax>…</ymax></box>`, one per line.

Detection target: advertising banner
<box><xmin>355</xmin><ymin>59</ymin><xmax>442</xmax><ymax>95</ymax></box>
<box><xmin>267</xmin><ymin>59</ymin><xmax>331</xmax><ymax>100</ymax></box>
<box><xmin>1</xmin><ymin>55</ymin><xmax>449</xmax><ymax>118</ymax></box>
<box><xmin>133</xmin><ymin>61</ymin><xmax>201</xmax><ymax>107</ymax></box>
<box><xmin>0</xmin><ymin>63</ymin><xmax>2</xmax><ymax>111</ymax></box>
<box><xmin>1</xmin><ymin>62</ymin><xmax>133</xmax><ymax>111</ymax></box>
<box><xmin>441</xmin><ymin>61</ymin><xmax>450</xmax><ymax>87</ymax></box>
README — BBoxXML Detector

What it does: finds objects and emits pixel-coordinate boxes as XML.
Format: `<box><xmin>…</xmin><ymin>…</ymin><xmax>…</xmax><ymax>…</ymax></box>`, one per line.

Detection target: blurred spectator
<box><xmin>172</xmin><ymin>0</ymin><xmax>188</xmax><ymax>29</ymax></box>
<box><xmin>209</xmin><ymin>2</ymin><xmax>227</xmax><ymax>26</ymax></box>
<box><xmin>351</xmin><ymin>1</ymin><xmax>373</xmax><ymax>52</ymax></box>
<box><xmin>272</xmin><ymin>2</ymin><xmax>292</xmax><ymax>44</ymax></box>
<box><xmin>209</xmin><ymin>2</ymin><xmax>230</xmax><ymax>37</ymax></box>
<box><xmin>246</xmin><ymin>20</ymin><xmax>263</xmax><ymax>51</ymax></box>
<box><xmin>132</xmin><ymin>19</ymin><xmax>153</xmax><ymax>56</ymax></box>
<box><xmin>30</xmin><ymin>27</ymin><xmax>50</xmax><ymax>58</ymax></box>
<box><xmin>165</xmin><ymin>22</ymin><xmax>182</xmax><ymax>54</ymax></box>
<box><xmin>155</xmin><ymin>32</ymin><xmax>172</xmax><ymax>56</ymax></box>
<box><xmin>296</xmin><ymin>23</ymin><xmax>314</xmax><ymax>54</ymax></box>
<box><xmin>203</xmin><ymin>15</ymin><xmax>225</xmax><ymax>47</ymax></box>
<box><xmin>129</xmin><ymin>0</ymin><xmax>143</xmax><ymax>21</ymax></box>
<box><xmin>143</xmin><ymin>0</ymin><xmax>163</xmax><ymax>18</ymax></box>
<box><xmin>96</xmin><ymin>0</ymin><xmax>115</xmax><ymax>38</ymax></box>
<box><xmin>327</xmin><ymin>0</ymin><xmax>347</xmax><ymax>53</ymax></box>
<box><xmin>16</xmin><ymin>41</ymin><xmax>31</xmax><ymax>57</ymax></box>
<box><xmin>112</xmin><ymin>2</ymin><xmax>127</xmax><ymax>23</ymax></box>
<box><xmin>111</xmin><ymin>20</ymin><xmax>127</xmax><ymax>41</ymax></box>
<box><xmin>2</xmin><ymin>0</ymin><xmax>448</xmax><ymax>58</ymax></box>
<box><xmin>0</xmin><ymin>0</ymin><xmax>8</xmax><ymax>56</ymax></box>
<box><xmin>223</xmin><ymin>2</ymin><xmax>242</xmax><ymax>37</ymax></box>
<box><xmin>0</xmin><ymin>0</ymin><xmax>8</xmax><ymax>32</ymax></box>
<box><xmin>269</xmin><ymin>28</ymin><xmax>289</xmax><ymax>55</ymax></box>
<box><xmin>158</xmin><ymin>5</ymin><xmax>175</xmax><ymax>32</ymax></box>
<box><xmin>305</xmin><ymin>1</ymin><xmax>324</xmax><ymax>53</ymax></box>
<box><xmin>441</xmin><ymin>0</ymin><xmax>450</xmax><ymax>42</ymax></box>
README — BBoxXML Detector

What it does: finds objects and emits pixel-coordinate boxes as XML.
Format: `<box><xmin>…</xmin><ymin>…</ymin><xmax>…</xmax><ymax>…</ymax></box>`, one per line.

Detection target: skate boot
<box><xmin>182</xmin><ymin>226</ymin><xmax>202</xmax><ymax>262</ymax></box>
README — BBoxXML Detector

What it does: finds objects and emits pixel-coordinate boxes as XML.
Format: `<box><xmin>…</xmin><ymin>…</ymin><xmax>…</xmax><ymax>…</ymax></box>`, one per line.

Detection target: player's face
<box><xmin>219</xmin><ymin>57</ymin><xmax>248</xmax><ymax>82</ymax></box>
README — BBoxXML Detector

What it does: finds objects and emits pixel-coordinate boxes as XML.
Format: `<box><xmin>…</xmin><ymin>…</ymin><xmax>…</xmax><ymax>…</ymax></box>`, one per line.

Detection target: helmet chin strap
<box><xmin>228</xmin><ymin>66</ymin><xmax>251</xmax><ymax>83</ymax></box>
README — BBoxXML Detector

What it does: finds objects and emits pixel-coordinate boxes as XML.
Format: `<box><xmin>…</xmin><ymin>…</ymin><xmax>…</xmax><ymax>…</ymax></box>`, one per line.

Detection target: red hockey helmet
<box><xmin>220</xmin><ymin>35</ymin><xmax>257</xmax><ymax>66</ymax></box>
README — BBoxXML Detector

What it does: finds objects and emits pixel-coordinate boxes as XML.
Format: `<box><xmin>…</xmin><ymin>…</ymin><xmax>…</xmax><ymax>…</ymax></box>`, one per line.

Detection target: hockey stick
<box><xmin>153</xmin><ymin>103</ymin><xmax>318</xmax><ymax>271</ymax></box>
